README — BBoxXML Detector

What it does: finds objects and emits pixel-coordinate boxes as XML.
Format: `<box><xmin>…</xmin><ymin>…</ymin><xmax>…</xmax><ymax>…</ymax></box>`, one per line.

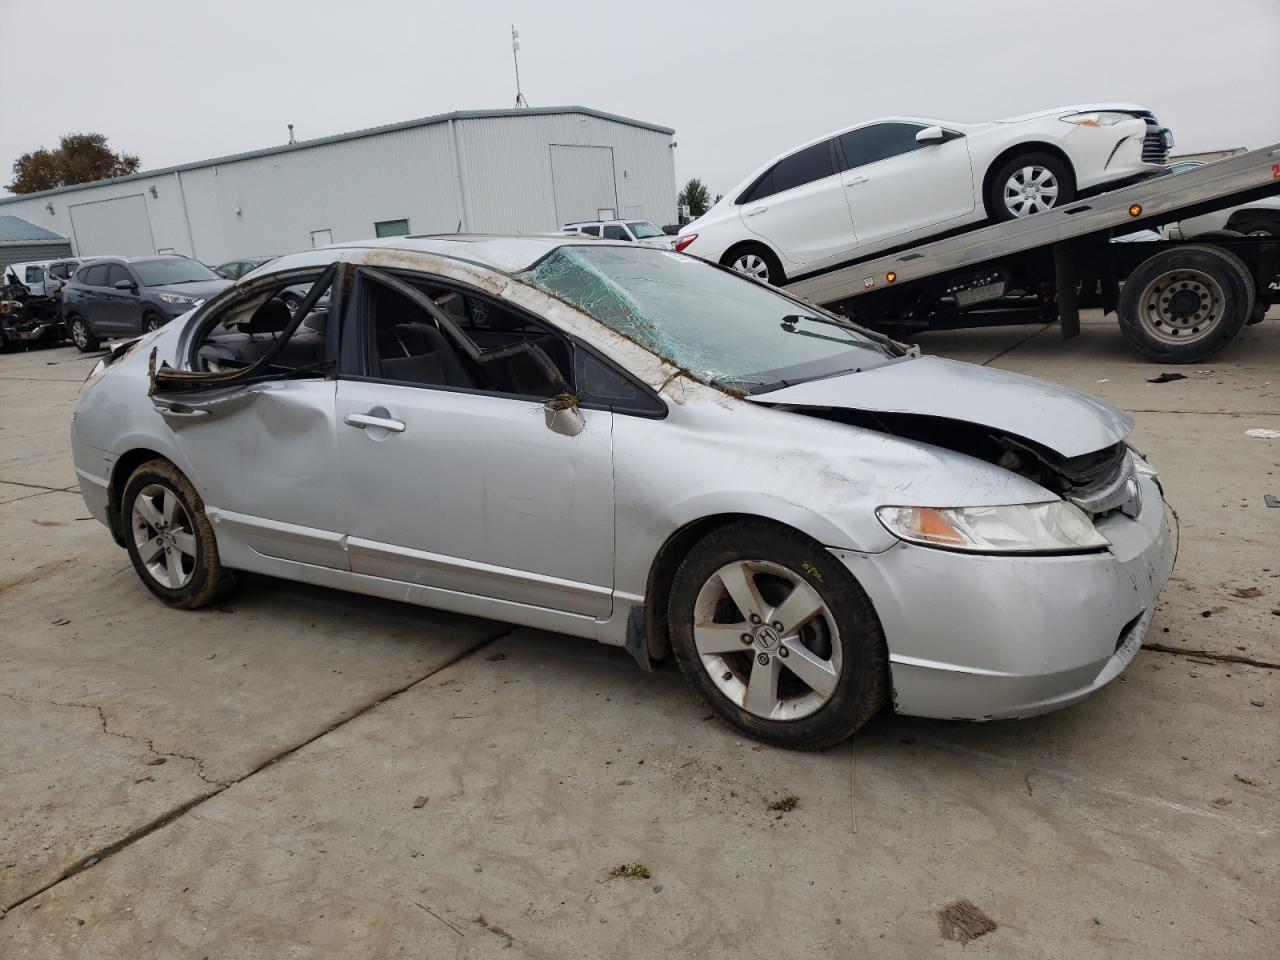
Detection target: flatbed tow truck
<box><xmin>784</xmin><ymin>142</ymin><xmax>1280</xmax><ymax>363</ymax></box>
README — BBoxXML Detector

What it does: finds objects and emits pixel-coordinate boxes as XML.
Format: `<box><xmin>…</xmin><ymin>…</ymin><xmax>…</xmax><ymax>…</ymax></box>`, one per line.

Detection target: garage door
<box><xmin>68</xmin><ymin>194</ymin><xmax>155</xmax><ymax>256</ymax></box>
<box><xmin>550</xmin><ymin>145</ymin><xmax>618</xmax><ymax>226</ymax></box>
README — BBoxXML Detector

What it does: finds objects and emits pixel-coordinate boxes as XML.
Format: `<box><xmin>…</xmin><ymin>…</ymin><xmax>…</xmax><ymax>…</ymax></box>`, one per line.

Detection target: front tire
<box><xmin>987</xmin><ymin>152</ymin><xmax>1075</xmax><ymax>221</ymax></box>
<box><xmin>143</xmin><ymin>312</ymin><xmax>164</xmax><ymax>333</ymax></box>
<box><xmin>280</xmin><ymin>292</ymin><xmax>303</xmax><ymax>314</ymax></box>
<box><xmin>721</xmin><ymin>243</ymin><xmax>785</xmax><ymax>285</ymax></box>
<box><xmin>122</xmin><ymin>460</ymin><xmax>236</xmax><ymax>609</ymax></box>
<box><xmin>667</xmin><ymin>520</ymin><xmax>889</xmax><ymax>749</ymax></box>
<box><xmin>1117</xmin><ymin>244</ymin><xmax>1254</xmax><ymax>363</ymax></box>
<box><xmin>68</xmin><ymin>314</ymin><xmax>100</xmax><ymax>352</ymax></box>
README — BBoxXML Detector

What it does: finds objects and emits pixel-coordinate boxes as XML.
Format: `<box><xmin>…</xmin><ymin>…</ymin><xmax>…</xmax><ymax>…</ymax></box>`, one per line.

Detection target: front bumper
<box><xmin>834</xmin><ymin>474</ymin><xmax>1174</xmax><ymax>720</ymax></box>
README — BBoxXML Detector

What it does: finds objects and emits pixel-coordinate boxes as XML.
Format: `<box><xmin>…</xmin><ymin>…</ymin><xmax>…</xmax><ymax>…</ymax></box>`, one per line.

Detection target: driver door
<box><xmin>334</xmin><ymin>267</ymin><xmax>615</xmax><ymax>618</ymax></box>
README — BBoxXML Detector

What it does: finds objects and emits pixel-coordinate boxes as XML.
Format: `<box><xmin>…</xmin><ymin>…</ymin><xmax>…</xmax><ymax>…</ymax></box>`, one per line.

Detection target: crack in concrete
<box><xmin>0</xmin><ymin>625</ymin><xmax>515</xmax><ymax>915</ymax></box>
<box><xmin>0</xmin><ymin>692</ymin><xmax>223</xmax><ymax>786</ymax></box>
<box><xmin>1140</xmin><ymin>643</ymin><xmax>1280</xmax><ymax>670</ymax></box>
<box><xmin>979</xmin><ymin>323</ymin><xmax>1053</xmax><ymax>367</ymax></box>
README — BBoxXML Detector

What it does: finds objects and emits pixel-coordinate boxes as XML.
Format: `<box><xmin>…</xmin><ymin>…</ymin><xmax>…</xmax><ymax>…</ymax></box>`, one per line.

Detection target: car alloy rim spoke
<box><xmin>779</xmin><ymin>639</ymin><xmax>839</xmax><ymax>698</ymax></box>
<box><xmin>138</xmin><ymin>536</ymin><xmax>165</xmax><ymax>564</ymax></box>
<box><xmin>166</xmin><ymin>548</ymin><xmax>186</xmax><ymax>586</ymax></box>
<box><xmin>694</xmin><ymin>619</ymin><xmax>751</xmax><ymax>655</ymax></box>
<box><xmin>769</xmin><ymin>579</ymin><xmax>823</xmax><ymax>634</ymax></box>
<box><xmin>161</xmin><ymin>489</ymin><xmax>178</xmax><ymax>525</ymax></box>
<box><xmin>745</xmin><ymin>654</ymin><xmax>782</xmax><ymax>716</ymax></box>
<box><xmin>134</xmin><ymin>494</ymin><xmax>163</xmax><ymax>528</ymax></box>
<box><xmin>171</xmin><ymin>530</ymin><xmax>197</xmax><ymax>558</ymax></box>
<box><xmin>718</xmin><ymin>561</ymin><xmax>767</xmax><ymax>622</ymax></box>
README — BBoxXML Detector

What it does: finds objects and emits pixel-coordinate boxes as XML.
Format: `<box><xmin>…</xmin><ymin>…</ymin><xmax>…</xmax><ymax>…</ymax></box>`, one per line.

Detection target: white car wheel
<box><xmin>1003</xmin><ymin>165</ymin><xmax>1061</xmax><ymax>217</ymax></box>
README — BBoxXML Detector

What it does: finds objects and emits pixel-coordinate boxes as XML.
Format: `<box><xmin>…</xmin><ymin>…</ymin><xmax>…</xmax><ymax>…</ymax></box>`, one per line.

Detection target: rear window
<box><xmin>742</xmin><ymin>141</ymin><xmax>835</xmax><ymax>203</ymax></box>
<box><xmin>580</xmin><ymin>225</ymin><xmax>601</xmax><ymax>237</ymax></box>
<box><xmin>80</xmin><ymin>264</ymin><xmax>109</xmax><ymax>285</ymax></box>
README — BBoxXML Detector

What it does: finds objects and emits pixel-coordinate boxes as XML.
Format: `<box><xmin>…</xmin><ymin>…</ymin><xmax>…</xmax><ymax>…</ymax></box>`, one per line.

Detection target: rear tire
<box><xmin>721</xmin><ymin>243</ymin><xmax>785</xmax><ymax>285</ymax></box>
<box><xmin>68</xmin><ymin>314</ymin><xmax>100</xmax><ymax>352</ymax></box>
<box><xmin>122</xmin><ymin>459</ymin><xmax>236</xmax><ymax>609</ymax></box>
<box><xmin>987</xmin><ymin>152</ymin><xmax>1076</xmax><ymax>222</ymax></box>
<box><xmin>667</xmin><ymin>519</ymin><xmax>889</xmax><ymax>749</ymax></box>
<box><xmin>1117</xmin><ymin>244</ymin><xmax>1254</xmax><ymax>363</ymax></box>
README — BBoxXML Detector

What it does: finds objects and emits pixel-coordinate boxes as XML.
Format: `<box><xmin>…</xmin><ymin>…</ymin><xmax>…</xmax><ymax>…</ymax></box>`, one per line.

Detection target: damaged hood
<box><xmin>746</xmin><ymin>356</ymin><xmax>1132</xmax><ymax>458</ymax></box>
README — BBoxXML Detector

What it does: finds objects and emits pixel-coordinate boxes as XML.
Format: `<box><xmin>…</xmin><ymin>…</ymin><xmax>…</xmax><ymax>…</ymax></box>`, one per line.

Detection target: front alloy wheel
<box><xmin>668</xmin><ymin>519</ymin><xmax>889</xmax><ymax>749</ymax></box>
<box><xmin>693</xmin><ymin>560</ymin><xmax>841</xmax><ymax>721</ymax></box>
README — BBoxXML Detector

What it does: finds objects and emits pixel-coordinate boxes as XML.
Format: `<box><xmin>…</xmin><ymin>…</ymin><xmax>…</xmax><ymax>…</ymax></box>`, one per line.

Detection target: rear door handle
<box><xmin>344</xmin><ymin>413</ymin><xmax>405</xmax><ymax>433</ymax></box>
<box><xmin>746</xmin><ymin>205</ymin><xmax>767</xmax><ymax>216</ymax></box>
<box><xmin>844</xmin><ymin>175</ymin><xmax>869</xmax><ymax>186</ymax></box>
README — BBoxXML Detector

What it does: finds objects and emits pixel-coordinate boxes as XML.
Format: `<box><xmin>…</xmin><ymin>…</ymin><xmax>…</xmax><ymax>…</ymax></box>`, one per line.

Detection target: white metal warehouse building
<box><xmin>0</xmin><ymin>107</ymin><xmax>677</xmax><ymax>265</ymax></box>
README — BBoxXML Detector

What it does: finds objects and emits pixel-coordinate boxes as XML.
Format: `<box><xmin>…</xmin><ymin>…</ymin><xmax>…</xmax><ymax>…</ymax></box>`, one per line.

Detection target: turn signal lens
<box><xmin>886</xmin><ymin>271</ymin><xmax>897</xmax><ymax>283</ymax></box>
<box><xmin>674</xmin><ymin>233</ymin><xmax>698</xmax><ymax>252</ymax></box>
<box><xmin>1128</xmin><ymin>204</ymin><xmax>1143</xmax><ymax>217</ymax></box>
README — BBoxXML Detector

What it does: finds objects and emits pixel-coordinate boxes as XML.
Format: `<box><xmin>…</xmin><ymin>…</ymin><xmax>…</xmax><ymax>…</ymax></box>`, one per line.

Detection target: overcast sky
<box><xmin>3</xmin><ymin>0</ymin><xmax>1277</xmax><ymax>199</ymax></box>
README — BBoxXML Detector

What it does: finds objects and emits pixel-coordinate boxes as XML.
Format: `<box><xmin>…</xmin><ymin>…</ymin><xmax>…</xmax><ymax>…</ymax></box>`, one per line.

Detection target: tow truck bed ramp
<box><xmin>785</xmin><ymin>142</ymin><xmax>1280</xmax><ymax>307</ymax></box>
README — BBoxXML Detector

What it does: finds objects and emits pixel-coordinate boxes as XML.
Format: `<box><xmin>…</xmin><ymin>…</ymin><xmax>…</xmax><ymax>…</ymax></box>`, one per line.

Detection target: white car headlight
<box><xmin>1060</xmin><ymin>111</ymin><xmax>1135</xmax><ymax>127</ymax></box>
<box><xmin>158</xmin><ymin>293</ymin><xmax>196</xmax><ymax>305</ymax></box>
<box><xmin>876</xmin><ymin>501</ymin><xmax>1110</xmax><ymax>554</ymax></box>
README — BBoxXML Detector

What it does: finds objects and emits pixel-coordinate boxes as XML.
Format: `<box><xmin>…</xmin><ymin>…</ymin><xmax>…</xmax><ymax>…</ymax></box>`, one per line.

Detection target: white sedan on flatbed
<box><xmin>678</xmin><ymin>103</ymin><xmax>1173</xmax><ymax>284</ymax></box>
<box><xmin>71</xmin><ymin>235</ymin><xmax>1173</xmax><ymax>748</ymax></box>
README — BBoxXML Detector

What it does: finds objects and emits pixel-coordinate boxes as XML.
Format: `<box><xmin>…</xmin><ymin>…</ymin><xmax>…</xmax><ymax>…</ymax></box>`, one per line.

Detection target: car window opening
<box><xmin>358</xmin><ymin>269</ymin><xmax>574</xmax><ymax>400</ymax></box>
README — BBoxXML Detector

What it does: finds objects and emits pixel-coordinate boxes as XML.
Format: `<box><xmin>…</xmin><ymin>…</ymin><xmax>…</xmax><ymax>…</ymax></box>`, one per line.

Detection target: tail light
<box><xmin>674</xmin><ymin>233</ymin><xmax>698</xmax><ymax>253</ymax></box>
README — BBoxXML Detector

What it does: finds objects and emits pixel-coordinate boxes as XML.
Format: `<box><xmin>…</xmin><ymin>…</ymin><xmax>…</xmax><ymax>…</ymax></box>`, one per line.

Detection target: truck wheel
<box><xmin>68</xmin><ymin>314</ymin><xmax>100</xmax><ymax>352</ymax></box>
<box><xmin>987</xmin><ymin>152</ymin><xmax>1075</xmax><ymax>221</ymax></box>
<box><xmin>721</xmin><ymin>243</ymin><xmax>785</xmax><ymax>285</ymax></box>
<box><xmin>1118</xmin><ymin>245</ymin><xmax>1254</xmax><ymax>363</ymax></box>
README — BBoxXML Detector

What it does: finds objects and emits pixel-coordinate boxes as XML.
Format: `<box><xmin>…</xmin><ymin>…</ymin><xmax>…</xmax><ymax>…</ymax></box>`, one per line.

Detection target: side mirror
<box><xmin>543</xmin><ymin>395</ymin><xmax>585</xmax><ymax>437</ymax></box>
<box><xmin>915</xmin><ymin>126</ymin><xmax>946</xmax><ymax>144</ymax></box>
<box><xmin>113</xmin><ymin>279</ymin><xmax>136</xmax><ymax>290</ymax></box>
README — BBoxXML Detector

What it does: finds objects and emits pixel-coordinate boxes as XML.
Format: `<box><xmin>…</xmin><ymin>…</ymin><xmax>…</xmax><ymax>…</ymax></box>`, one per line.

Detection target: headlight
<box><xmin>158</xmin><ymin>293</ymin><xmax>196</xmax><ymax>305</ymax></box>
<box><xmin>876</xmin><ymin>501</ymin><xmax>1110</xmax><ymax>554</ymax></box>
<box><xmin>1061</xmin><ymin>111</ymin><xmax>1135</xmax><ymax>127</ymax></box>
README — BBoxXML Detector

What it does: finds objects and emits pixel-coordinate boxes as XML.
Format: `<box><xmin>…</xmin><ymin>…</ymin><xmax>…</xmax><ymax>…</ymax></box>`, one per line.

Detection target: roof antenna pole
<box><xmin>287</xmin><ymin>124</ymin><xmax>296</xmax><ymax>144</ymax></box>
<box><xmin>512</xmin><ymin>26</ymin><xmax>529</xmax><ymax>108</ymax></box>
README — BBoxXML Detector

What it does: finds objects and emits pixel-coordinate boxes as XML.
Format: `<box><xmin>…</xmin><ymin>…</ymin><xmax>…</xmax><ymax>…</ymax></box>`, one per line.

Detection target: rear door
<box><xmin>836</xmin><ymin>122</ymin><xmax>975</xmax><ymax>251</ymax></box>
<box><xmin>150</xmin><ymin>267</ymin><xmax>347</xmax><ymax>569</ymax></box>
<box><xmin>739</xmin><ymin>140</ymin><xmax>857</xmax><ymax>267</ymax></box>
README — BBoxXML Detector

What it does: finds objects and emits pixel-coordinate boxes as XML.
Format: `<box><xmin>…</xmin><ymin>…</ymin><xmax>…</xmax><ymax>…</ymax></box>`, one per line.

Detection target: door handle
<box><xmin>156</xmin><ymin>406</ymin><xmax>210</xmax><ymax>420</ymax></box>
<box><xmin>746</xmin><ymin>205</ymin><xmax>768</xmax><ymax>216</ymax></box>
<box><xmin>844</xmin><ymin>175</ymin><xmax>869</xmax><ymax>186</ymax></box>
<box><xmin>344</xmin><ymin>413</ymin><xmax>405</xmax><ymax>433</ymax></box>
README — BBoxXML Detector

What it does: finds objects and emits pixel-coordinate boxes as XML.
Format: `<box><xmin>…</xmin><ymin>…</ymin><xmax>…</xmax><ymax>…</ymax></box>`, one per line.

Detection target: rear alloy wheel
<box><xmin>68</xmin><ymin>314</ymin><xmax>100</xmax><ymax>352</ymax></box>
<box><xmin>122</xmin><ymin>459</ymin><xmax>236</xmax><ymax>608</ymax></box>
<box><xmin>722</xmin><ymin>243</ymin><xmax>785</xmax><ymax>285</ymax></box>
<box><xmin>988</xmin><ymin>152</ymin><xmax>1075</xmax><ymax>221</ymax></box>
<box><xmin>668</xmin><ymin>520</ymin><xmax>889</xmax><ymax>749</ymax></box>
<box><xmin>1118</xmin><ymin>244</ymin><xmax>1254</xmax><ymax>363</ymax></box>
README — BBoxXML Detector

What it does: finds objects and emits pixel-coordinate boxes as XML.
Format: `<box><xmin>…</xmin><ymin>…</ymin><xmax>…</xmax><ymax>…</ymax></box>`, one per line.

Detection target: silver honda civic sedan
<box><xmin>70</xmin><ymin>236</ymin><xmax>1174</xmax><ymax>748</ymax></box>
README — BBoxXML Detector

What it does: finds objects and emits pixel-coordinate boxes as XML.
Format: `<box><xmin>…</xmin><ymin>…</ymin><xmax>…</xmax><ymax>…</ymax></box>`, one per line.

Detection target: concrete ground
<box><xmin>0</xmin><ymin>312</ymin><xmax>1276</xmax><ymax>958</ymax></box>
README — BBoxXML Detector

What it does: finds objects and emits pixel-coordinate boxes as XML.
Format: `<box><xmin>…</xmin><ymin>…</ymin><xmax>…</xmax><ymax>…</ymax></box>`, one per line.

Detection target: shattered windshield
<box><xmin>517</xmin><ymin>246</ymin><xmax>894</xmax><ymax>391</ymax></box>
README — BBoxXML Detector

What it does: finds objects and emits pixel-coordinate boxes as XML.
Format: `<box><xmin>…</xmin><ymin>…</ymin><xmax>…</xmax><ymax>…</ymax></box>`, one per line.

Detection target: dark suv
<box><xmin>63</xmin><ymin>256</ymin><xmax>231</xmax><ymax>352</ymax></box>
